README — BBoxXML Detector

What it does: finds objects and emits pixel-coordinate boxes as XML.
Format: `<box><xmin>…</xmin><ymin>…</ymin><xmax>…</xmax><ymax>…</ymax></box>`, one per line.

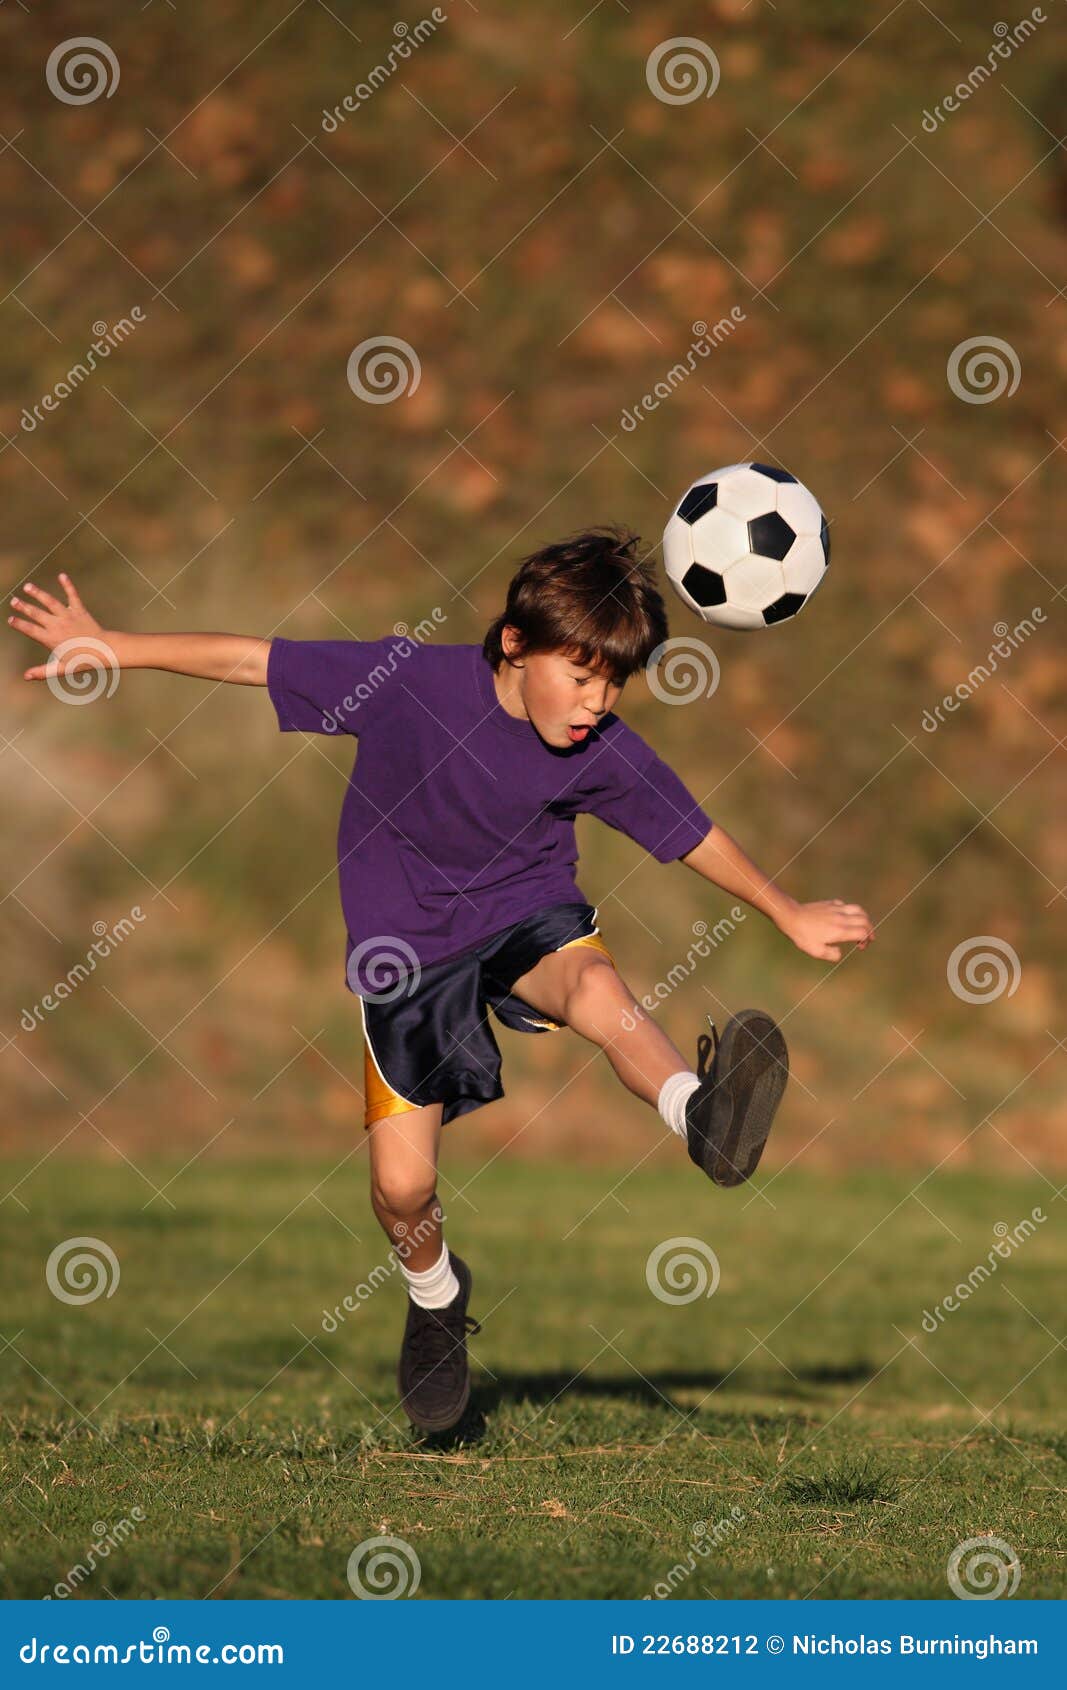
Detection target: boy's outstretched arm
<box><xmin>679</xmin><ymin>823</ymin><xmax>876</xmax><ymax>963</ymax></box>
<box><xmin>9</xmin><ymin>574</ymin><xmax>270</xmax><ymax>686</ymax></box>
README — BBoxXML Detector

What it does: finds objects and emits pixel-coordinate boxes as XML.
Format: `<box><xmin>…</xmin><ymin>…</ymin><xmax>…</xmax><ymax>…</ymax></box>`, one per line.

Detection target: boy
<box><xmin>9</xmin><ymin>530</ymin><xmax>874</xmax><ymax>1434</ymax></box>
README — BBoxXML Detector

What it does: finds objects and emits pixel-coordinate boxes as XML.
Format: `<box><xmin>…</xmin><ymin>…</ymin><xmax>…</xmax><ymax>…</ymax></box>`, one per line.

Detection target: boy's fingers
<box><xmin>8</xmin><ymin>616</ymin><xmax>53</xmax><ymax>644</ymax></box>
<box><xmin>10</xmin><ymin>596</ymin><xmax>50</xmax><ymax>626</ymax></box>
<box><xmin>22</xmin><ymin>581</ymin><xmax>63</xmax><ymax>613</ymax></box>
<box><xmin>58</xmin><ymin>571</ymin><xmax>83</xmax><ymax>608</ymax></box>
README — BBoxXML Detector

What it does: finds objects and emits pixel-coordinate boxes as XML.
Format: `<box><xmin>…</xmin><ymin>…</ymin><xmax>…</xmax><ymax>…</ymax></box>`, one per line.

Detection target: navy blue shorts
<box><xmin>360</xmin><ymin>901</ymin><xmax>615</xmax><ymax>1128</ymax></box>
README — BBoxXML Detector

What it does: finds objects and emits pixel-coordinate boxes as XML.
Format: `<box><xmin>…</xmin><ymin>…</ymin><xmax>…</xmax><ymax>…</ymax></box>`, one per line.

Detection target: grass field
<box><xmin>0</xmin><ymin>1156</ymin><xmax>1062</xmax><ymax>1601</ymax></box>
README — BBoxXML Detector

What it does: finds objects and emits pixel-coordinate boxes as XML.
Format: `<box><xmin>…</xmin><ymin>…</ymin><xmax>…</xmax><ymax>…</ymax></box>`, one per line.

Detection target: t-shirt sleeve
<box><xmin>266</xmin><ymin>636</ymin><xmax>403</xmax><ymax>736</ymax></box>
<box><xmin>577</xmin><ymin>719</ymin><xmax>713</xmax><ymax>862</ymax></box>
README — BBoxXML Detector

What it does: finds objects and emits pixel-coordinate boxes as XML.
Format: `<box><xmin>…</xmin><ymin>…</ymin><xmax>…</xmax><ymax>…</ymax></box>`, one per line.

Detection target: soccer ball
<box><xmin>662</xmin><ymin>463</ymin><xmax>830</xmax><ymax>631</ymax></box>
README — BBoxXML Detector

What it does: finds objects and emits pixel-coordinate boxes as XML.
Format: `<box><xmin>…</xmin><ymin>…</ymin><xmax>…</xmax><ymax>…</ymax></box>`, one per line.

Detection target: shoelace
<box><xmin>696</xmin><ymin>1014</ymin><xmax>720</xmax><ymax>1080</ymax></box>
<box><xmin>409</xmin><ymin>1307</ymin><xmax>481</xmax><ymax>1371</ymax></box>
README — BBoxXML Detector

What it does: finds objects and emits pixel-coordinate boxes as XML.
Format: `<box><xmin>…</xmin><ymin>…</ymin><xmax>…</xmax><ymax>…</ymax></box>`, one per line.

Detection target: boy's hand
<box><xmin>8</xmin><ymin>574</ymin><xmax>115</xmax><ymax>681</ymax></box>
<box><xmin>778</xmin><ymin>899</ymin><xmax>876</xmax><ymax>962</ymax></box>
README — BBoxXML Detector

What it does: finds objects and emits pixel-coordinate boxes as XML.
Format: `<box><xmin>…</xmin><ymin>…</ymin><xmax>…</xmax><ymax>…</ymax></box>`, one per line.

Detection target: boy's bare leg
<box><xmin>367</xmin><ymin>1103</ymin><xmax>446</xmax><ymax>1271</ymax></box>
<box><xmin>507</xmin><ymin>950</ymin><xmax>691</xmax><ymax>1107</ymax></box>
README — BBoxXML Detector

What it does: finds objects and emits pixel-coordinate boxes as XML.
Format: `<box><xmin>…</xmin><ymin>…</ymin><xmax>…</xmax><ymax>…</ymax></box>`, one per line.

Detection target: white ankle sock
<box><xmin>399</xmin><ymin>1240</ymin><xmax>460</xmax><ymax>1309</ymax></box>
<box><xmin>658</xmin><ymin>1070</ymin><xmax>702</xmax><ymax>1139</ymax></box>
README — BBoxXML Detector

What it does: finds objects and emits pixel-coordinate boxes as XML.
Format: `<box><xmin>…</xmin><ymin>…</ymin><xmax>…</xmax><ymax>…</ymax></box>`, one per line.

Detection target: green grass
<box><xmin>780</xmin><ymin>1458</ymin><xmax>899</xmax><ymax>1507</ymax></box>
<box><xmin>0</xmin><ymin>1157</ymin><xmax>1062</xmax><ymax>1599</ymax></box>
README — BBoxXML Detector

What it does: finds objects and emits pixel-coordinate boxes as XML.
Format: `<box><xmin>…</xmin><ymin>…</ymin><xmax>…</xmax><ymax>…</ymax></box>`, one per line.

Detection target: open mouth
<box><xmin>567</xmin><ymin>725</ymin><xmax>591</xmax><ymax>743</ymax></box>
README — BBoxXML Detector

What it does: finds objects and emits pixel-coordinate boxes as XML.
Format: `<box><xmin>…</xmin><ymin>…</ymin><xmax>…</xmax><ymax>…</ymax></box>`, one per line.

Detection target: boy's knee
<box><xmin>371</xmin><ymin>1167</ymin><xmax>437</xmax><ymax>1219</ymax></box>
<box><xmin>562</xmin><ymin>956</ymin><xmax>622</xmax><ymax>1029</ymax></box>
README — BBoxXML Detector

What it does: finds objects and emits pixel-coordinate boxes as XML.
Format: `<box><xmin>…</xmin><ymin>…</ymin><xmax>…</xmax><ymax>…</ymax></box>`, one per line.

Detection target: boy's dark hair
<box><xmin>482</xmin><ymin>527</ymin><xmax>669</xmax><ymax>680</ymax></box>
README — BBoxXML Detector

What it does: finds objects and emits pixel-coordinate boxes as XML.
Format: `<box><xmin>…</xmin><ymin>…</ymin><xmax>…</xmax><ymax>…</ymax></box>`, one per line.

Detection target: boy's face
<box><xmin>497</xmin><ymin>628</ymin><xmax>625</xmax><ymax>749</ymax></box>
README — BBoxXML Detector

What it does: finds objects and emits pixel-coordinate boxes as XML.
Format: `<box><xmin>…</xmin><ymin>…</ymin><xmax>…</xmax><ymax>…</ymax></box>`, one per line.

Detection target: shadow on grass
<box><xmin>476</xmin><ymin>1359</ymin><xmax>876</xmax><ymax>1410</ymax></box>
<box><xmin>407</xmin><ymin>1360</ymin><xmax>879</xmax><ymax>1451</ymax></box>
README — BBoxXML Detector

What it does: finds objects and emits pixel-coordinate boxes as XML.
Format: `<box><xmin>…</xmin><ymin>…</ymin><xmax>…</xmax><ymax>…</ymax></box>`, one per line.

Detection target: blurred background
<box><xmin>2</xmin><ymin>0</ymin><xmax>1063</xmax><ymax>1174</ymax></box>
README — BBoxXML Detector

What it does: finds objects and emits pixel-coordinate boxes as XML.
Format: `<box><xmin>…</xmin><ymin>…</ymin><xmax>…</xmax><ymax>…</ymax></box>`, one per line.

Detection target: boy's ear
<box><xmin>501</xmin><ymin>624</ymin><xmax>527</xmax><ymax>664</ymax></box>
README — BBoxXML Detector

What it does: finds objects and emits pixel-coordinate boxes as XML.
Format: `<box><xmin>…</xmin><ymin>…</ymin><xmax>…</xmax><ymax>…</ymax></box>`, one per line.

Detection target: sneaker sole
<box><xmin>397</xmin><ymin>1259</ymin><xmax>474</xmax><ymax>1432</ymax></box>
<box><xmin>708</xmin><ymin>1009</ymin><xmax>789</xmax><ymax>1187</ymax></box>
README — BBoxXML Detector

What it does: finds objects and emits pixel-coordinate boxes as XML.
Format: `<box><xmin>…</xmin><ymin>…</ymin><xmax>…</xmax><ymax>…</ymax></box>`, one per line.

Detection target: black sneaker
<box><xmin>685</xmin><ymin>1009</ymin><xmax>789</xmax><ymax>1187</ymax></box>
<box><xmin>397</xmin><ymin>1251</ymin><xmax>481</xmax><ymax>1432</ymax></box>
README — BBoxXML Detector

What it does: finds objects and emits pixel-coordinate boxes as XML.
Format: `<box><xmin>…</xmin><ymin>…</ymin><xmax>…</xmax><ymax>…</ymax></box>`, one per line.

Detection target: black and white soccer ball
<box><xmin>662</xmin><ymin>463</ymin><xmax>830</xmax><ymax>631</ymax></box>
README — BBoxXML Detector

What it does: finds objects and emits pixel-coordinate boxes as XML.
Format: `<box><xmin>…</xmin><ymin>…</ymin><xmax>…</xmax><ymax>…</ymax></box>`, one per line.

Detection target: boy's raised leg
<box><xmin>508</xmin><ymin>948</ymin><xmax>692</xmax><ymax>1106</ymax></box>
<box><xmin>507</xmin><ymin>948</ymin><xmax>788</xmax><ymax>1186</ymax></box>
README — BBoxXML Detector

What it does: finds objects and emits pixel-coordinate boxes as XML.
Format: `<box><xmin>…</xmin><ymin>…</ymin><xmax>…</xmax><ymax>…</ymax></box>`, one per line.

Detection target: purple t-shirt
<box><xmin>266</xmin><ymin>636</ymin><xmax>713</xmax><ymax>994</ymax></box>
